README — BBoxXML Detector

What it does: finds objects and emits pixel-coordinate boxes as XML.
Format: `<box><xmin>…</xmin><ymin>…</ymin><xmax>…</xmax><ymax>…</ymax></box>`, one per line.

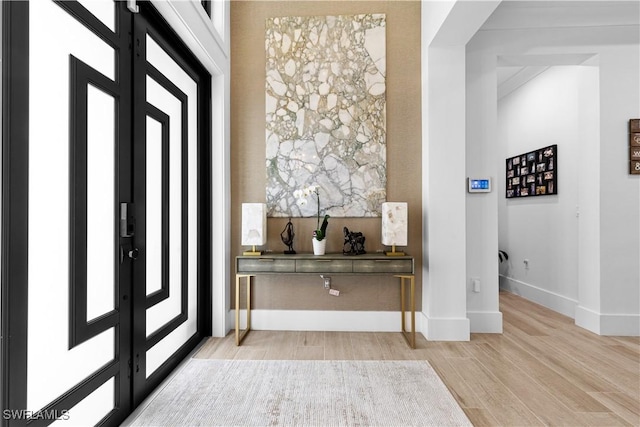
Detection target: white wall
<box><xmin>161</xmin><ymin>0</ymin><xmax>638</xmax><ymax>339</ymax></box>
<box><xmin>497</xmin><ymin>65</ymin><xmax>597</xmax><ymax>317</ymax></box>
<box><xmin>465</xmin><ymin>46</ymin><xmax>502</xmax><ymax>333</ymax></box>
<box><xmin>576</xmin><ymin>57</ymin><xmax>602</xmax><ymax>328</ymax></box>
<box><xmin>591</xmin><ymin>45</ymin><xmax>640</xmax><ymax>334</ymax></box>
<box><xmin>466</xmin><ymin>3</ymin><xmax>640</xmax><ymax>336</ymax></box>
<box><xmin>159</xmin><ymin>0</ymin><xmax>639</xmax><ymax>339</ymax></box>
<box><xmin>421</xmin><ymin>0</ymin><xmax>501</xmax><ymax>340</ymax></box>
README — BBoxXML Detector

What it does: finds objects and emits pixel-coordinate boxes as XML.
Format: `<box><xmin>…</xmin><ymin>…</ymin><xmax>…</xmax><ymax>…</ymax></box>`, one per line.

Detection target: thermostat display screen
<box><xmin>468</xmin><ymin>178</ymin><xmax>491</xmax><ymax>193</ymax></box>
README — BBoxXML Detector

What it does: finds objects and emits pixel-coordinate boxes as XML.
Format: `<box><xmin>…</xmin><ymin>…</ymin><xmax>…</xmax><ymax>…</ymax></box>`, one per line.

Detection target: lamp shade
<box><xmin>381</xmin><ymin>202</ymin><xmax>407</xmax><ymax>246</ymax></box>
<box><xmin>241</xmin><ymin>203</ymin><xmax>267</xmax><ymax>246</ymax></box>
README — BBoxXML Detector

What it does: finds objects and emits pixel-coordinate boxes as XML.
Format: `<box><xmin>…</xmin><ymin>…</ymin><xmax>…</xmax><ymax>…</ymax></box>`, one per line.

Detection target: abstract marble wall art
<box><xmin>266</xmin><ymin>14</ymin><xmax>386</xmax><ymax>217</ymax></box>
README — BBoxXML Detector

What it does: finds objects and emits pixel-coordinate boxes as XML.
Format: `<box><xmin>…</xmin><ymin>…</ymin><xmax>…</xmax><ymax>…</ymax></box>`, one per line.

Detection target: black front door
<box><xmin>130</xmin><ymin>2</ymin><xmax>210</xmax><ymax>407</ymax></box>
<box><xmin>1</xmin><ymin>1</ymin><xmax>210</xmax><ymax>425</ymax></box>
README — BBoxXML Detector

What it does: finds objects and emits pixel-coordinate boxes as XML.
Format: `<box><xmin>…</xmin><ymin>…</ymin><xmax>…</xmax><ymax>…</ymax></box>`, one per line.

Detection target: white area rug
<box><xmin>130</xmin><ymin>359</ymin><xmax>472</xmax><ymax>426</ymax></box>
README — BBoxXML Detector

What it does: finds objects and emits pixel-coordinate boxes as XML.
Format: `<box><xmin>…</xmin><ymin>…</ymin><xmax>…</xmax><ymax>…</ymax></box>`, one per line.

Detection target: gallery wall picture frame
<box><xmin>630</xmin><ymin>119</ymin><xmax>640</xmax><ymax>175</ymax></box>
<box><xmin>505</xmin><ymin>144</ymin><xmax>557</xmax><ymax>199</ymax></box>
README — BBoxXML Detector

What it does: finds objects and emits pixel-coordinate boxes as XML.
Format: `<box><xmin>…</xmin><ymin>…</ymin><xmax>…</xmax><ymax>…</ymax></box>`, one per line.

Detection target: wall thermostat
<box><xmin>468</xmin><ymin>178</ymin><xmax>491</xmax><ymax>193</ymax></box>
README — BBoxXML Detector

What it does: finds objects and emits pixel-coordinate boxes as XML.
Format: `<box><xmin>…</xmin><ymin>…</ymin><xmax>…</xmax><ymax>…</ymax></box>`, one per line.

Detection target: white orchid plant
<box><xmin>293</xmin><ymin>185</ymin><xmax>330</xmax><ymax>241</ymax></box>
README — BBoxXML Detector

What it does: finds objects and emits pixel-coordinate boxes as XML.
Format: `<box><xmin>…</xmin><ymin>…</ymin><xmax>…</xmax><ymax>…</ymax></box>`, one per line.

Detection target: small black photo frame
<box><xmin>506</xmin><ymin>144</ymin><xmax>557</xmax><ymax>199</ymax></box>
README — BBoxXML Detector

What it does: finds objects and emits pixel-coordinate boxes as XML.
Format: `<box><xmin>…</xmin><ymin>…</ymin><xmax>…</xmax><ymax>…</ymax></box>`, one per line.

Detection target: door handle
<box><xmin>120</xmin><ymin>246</ymin><xmax>140</xmax><ymax>263</ymax></box>
<box><xmin>128</xmin><ymin>248</ymin><xmax>139</xmax><ymax>260</ymax></box>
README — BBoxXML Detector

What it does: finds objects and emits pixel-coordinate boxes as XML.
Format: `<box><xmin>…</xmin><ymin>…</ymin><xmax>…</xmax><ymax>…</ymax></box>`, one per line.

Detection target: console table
<box><xmin>235</xmin><ymin>253</ymin><xmax>416</xmax><ymax>348</ymax></box>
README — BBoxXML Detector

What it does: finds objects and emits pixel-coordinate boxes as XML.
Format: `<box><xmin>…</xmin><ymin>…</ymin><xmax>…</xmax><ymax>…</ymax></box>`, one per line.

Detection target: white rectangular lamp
<box><xmin>382</xmin><ymin>202</ymin><xmax>408</xmax><ymax>256</ymax></box>
<box><xmin>242</xmin><ymin>203</ymin><xmax>266</xmax><ymax>255</ymax></box>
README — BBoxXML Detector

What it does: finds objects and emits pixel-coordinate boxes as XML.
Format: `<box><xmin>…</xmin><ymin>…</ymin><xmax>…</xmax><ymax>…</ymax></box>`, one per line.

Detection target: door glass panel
<box><xmin>50</xmin><ymin>378</ymin><xmax>115</xmax><ymax>427</ymax></box>
<box><xmin>146</xmin><ymin>116</ymin><xmax>163</xmax><ymax>296</ymax></box>
<box><xmin>77</xmin><ymin>0</ymin><xmax>115</xmax><ymax>32</ymax></box>
<box><xmin>144</xmin><ymin>34</ymin><xmax>199</xmax><ymax>378</ymax></box>
<box><xmin>145</xmin><ymin>77</ymin><xmax>182</xmax><ymax>335</ymax></box>
<box><xmin>27</xmin><ymin>327</ymin><xmax>115</xmax><ymax>414</ymax></box>
<box><xmin>86</xmin><ymin>85</ymin><xmax>115</xmax><ymax>321</ymax></box>
<box><xmin>27</xmin><ymin>0</ymin><xmax>116</xmax><ymax>411</ymax></box>
<box><xmin>146</xmin><ymin>313</ymin><xmax>197</xmax><ymax>377</ymax></box>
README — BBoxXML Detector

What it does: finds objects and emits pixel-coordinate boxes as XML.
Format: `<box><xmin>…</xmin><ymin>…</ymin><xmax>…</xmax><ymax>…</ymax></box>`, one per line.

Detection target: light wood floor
<box><xmin>195</xmin><ymin>292</ymin><xmax>640</xmax><ymax>426</ymax></box>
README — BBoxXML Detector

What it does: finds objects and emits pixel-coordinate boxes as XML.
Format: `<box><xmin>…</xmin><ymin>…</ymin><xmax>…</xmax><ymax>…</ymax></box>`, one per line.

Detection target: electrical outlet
<box><xmin>320</xmin><ymin>275</ymin><xmax>331</xmax><ymax>289</ymax></box>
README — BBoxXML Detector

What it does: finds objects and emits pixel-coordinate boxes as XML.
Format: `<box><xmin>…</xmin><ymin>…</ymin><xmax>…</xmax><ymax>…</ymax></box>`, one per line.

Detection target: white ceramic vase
<box><xmin>312</xmin><ymin>237</ymin><xmax>326</xmax><ymax>255</ymax></box>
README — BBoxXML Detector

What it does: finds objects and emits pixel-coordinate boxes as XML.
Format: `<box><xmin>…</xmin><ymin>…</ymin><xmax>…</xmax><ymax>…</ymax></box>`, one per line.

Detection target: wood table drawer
<box><xmin>353</xmin><ymin>259</ymin><xmax>413</xmax><ymax>274</ymax></box>
<box><xmin>295</xmin><ymin>259</ymin><xmax>353</xmax><ymax>273</ymax></box>
<box><xmin>237</xmin><ymin>258</ymin><xmax>295</xmax><ymax>273</ymax></box>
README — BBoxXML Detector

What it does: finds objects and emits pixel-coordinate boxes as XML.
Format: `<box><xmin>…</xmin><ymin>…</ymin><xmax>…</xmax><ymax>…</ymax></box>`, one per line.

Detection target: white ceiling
<box><xmin>481</xmin><ymin>0</ymin><xmax>639</xmax><ymax>31</ymax></box>
<box><xmin>478</xmin><ymin>1</ymin><xmax>640</xmax><ymax>98</ymax></box>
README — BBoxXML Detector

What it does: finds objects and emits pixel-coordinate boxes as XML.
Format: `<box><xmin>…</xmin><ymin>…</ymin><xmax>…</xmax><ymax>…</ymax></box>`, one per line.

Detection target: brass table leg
<box><xmin>236</xmin><ymin>274</ymin><xmax>252</xmax><ymax>345</ymax></box>
<box><xmin>396</xmin><ymin>275</ymin><xmax>415</xmax><ymax>348</ymax></box>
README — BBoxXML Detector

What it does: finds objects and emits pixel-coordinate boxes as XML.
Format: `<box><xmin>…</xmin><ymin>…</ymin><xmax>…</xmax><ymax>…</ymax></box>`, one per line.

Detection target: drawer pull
<box><xmin>258</xmin><ymin>259</ymin><xmax>275</xmax><ymax>262</ymax></box>
<box><xmin>374</xmin><ymin>260</ymin><xmax>392</xmax><ymax>263</ymax></box>
<box><xmin>316</xmin><ymin>260</ymin><xmax>333</xmax><ymax>262</ymax></box>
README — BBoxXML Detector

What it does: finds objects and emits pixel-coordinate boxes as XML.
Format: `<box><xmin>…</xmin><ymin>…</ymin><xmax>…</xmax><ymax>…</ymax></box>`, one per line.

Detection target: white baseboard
<box><xmin>499</xmin><ymin>275</ymin><xmax>577</xmax><ymax>318</ymax></box>
<box><xmin>575</xmin><ymin>305</ymin><xmax>600</xmax><ymax>333</ymax></box>
<box><xmin>228</xmin><ymin>309</ymin><xmax>423</xmax><ymax>333</ymax></box>
<box><xmin>575</xmin><ymin>305</ymin><xmax>640</xmax><ymax>336</ymax></box>
<box><xmin>420</xmin><ymin>312</ymin><xmax>470</xmax><ymax>341</ymax></box>
<box><xmin>501</xmin><ymin>277</ymin><xmax>639</xmax><ymax>337</ymax></box>
<box><xmin>467</xmin><ymin>310</ymin><xmax>503</xmax><ymax>333</ymax></box>
<box><xmin>229</xmin><ymin>310</ymin><xmax>486</xmax><ymax>341</ymax></box>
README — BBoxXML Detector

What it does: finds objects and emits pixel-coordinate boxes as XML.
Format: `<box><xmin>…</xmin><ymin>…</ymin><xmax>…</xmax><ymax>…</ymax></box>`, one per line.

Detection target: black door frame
<box><xmin>1</xmin><ymin>1</ymin><xmax>30</xmax><ymax>423</ymax></box>
<box><xmin>0</xmin><ymin>1</ymin><xmax>211</xmax><ymax>425</ymax></box>
<box><xmin>130</xmin><ymin>1</ymin><xmax>212</xmax><ymax>407</ymax></box>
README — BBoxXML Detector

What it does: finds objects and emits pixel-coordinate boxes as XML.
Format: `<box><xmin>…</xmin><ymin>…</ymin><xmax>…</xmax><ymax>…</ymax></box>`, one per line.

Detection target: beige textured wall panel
<box><xmin>231</xmin><ymin>1</ymin><xmax>422</xmax><ymax>311</ymax></box>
